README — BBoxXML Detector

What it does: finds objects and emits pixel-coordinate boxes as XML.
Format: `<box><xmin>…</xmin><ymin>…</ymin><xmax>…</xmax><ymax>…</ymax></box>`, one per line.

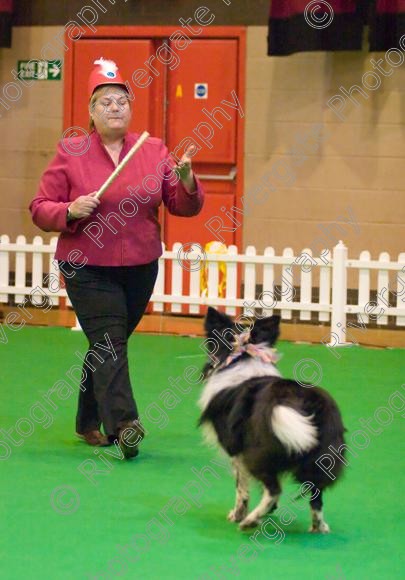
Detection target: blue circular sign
<box><xmin>196</xmin><ymin>84</ymin><xmax>207</xmax><ymax>97</ymax></box>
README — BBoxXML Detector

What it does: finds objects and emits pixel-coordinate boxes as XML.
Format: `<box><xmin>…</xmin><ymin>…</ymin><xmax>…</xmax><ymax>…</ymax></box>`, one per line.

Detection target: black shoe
<box><xmin>118</xmin><ymin>420</ymin><xmax>145</xmax><ymax>459</ymax></box>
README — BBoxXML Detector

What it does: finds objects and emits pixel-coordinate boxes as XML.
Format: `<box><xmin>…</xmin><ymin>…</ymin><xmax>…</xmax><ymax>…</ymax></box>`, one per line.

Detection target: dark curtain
<box><xmin>268</xmin><ymin>0</ymin><xmax>405</xmax><ymax>56</ymax></box>
<box><xmin>370</xmin><ymin>0</ymin><xmax>405</xmax><ymax>50</ymax></box>
<box><xmin>0</xmin><ymin>0</ymin><xmax>13</xmax><ymax>47</ymax></box>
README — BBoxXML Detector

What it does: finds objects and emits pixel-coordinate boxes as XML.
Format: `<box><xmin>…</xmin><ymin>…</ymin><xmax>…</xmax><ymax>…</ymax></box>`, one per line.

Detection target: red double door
<box><xmin>64</xmin><ymin>29</ymin><xmax>245</xmax><ymax>250</ymax></box>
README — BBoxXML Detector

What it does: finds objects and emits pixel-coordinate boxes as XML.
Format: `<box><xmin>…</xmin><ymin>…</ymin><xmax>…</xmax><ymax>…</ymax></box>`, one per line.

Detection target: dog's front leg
<box><xmin>239</xmin><ymin>487</ymin><xmax>280</xmax><ymax>530</ymax></box>
<box><xmin>228</xmin><ymin>457</ymin><xmax>249</xmax><ymax>523</ymax></box>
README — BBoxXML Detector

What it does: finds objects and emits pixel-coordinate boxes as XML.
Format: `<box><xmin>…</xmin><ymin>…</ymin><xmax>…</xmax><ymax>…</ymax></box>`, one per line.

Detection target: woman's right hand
<box><xmin>68</xmin><ymin>192</ymin><xmax>100</xmax><ymax>219</ymax></box>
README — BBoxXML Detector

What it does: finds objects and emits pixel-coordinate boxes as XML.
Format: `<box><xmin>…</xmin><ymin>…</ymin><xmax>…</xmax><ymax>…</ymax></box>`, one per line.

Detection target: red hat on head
<box><xmin>88</xmin><ymin>58</ymin><xmax>127</xmax><ymax>99</ymax></box>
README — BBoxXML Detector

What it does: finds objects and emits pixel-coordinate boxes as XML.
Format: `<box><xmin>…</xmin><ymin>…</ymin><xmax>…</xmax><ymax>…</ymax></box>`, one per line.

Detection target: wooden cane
<box><xmin>95</xmin><ymin>131</ymin><xmax>150</xmax><ymax>200</ymax></box>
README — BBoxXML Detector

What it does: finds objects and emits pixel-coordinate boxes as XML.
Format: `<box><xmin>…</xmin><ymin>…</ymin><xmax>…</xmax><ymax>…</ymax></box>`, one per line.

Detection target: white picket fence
<box><xmin>1</xmin><ymin>235</ymin><xmax>405</xmax><ymax>344</ymax></box>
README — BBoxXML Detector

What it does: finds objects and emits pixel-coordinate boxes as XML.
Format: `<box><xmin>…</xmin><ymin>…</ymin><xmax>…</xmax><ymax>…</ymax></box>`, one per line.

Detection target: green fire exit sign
<box><xmin>17</xmin><ymin>60</ymin><xmax>62</xmax><ymax>81</ymax></box>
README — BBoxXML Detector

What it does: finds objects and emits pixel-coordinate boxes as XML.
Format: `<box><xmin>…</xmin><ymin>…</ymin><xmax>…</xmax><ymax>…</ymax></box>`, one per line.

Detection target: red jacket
<box><xmin>29</xmin><ymin>130</ymin><xmax>204</xmax><ymax>266</ymax></box>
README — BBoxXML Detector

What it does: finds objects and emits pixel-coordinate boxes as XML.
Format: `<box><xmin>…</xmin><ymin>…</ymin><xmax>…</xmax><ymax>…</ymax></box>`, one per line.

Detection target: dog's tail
<box><xmin>271</xmin><ymin>405</ymin><xmax>318</xmax><ymax>454</ymax></box>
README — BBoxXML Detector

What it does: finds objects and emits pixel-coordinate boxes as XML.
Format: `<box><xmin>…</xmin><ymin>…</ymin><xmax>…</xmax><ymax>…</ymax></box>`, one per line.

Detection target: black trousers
<box><xmin>61</xmin><ymin>260</ymin><xmax>159</xmax><ymax>437</ymax></box>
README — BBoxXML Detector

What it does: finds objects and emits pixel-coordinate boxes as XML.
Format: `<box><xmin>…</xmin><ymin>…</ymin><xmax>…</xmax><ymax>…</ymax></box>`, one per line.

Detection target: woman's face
<box><xmin>90</xmin><ymin>86</ymin><xmax>132</xmax><ymax>137</ymax></box>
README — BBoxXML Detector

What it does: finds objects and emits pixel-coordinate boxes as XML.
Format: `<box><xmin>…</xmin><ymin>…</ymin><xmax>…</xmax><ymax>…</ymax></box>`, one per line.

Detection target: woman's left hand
<box><xmin>174</xmin><ymin>145</ymin><xmax>197</xmax><ymax>192</ymax></box>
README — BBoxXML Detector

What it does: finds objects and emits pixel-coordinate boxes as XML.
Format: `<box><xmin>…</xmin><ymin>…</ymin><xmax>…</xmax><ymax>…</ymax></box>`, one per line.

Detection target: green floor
<box><xmin>1</xmin><ymin>327</ymin><xmax>404</xmax><ymax>580</ymax></box>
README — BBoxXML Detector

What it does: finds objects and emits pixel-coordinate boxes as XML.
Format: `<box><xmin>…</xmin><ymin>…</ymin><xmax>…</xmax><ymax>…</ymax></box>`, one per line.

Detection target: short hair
<box><xmin>88</xmin><ymin>85</ymin><xmax>130</xmax><ymax>131</ymax></box>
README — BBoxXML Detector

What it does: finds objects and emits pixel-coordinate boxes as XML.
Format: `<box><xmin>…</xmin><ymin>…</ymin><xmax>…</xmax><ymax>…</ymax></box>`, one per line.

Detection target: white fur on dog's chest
<box><xmin>199</xmin><ymin>358</ymin><xmax>281</xmax><ymax>411</ymax></box>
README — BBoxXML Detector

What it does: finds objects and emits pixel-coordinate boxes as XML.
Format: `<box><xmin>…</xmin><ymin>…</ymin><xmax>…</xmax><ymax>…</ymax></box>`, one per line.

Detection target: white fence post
<box><xmin>0</xmin><ymin>234</ymin><xmax>10</xmax><ymax>302</ymax></box>
<box><xmin>397</xmin><ymin>252</ymin><xmax>405</xmax><ymax>327</ymax></box>
<box><xmin>299</xmin><ymin>248</ymin><xmax>313</xmax><ymax>321</ymax></box>
<box><xmin>330</xmin><ymin>240</ymin><xmax>348</xmax><ymax>346</ymax></box>
<box><xmin>15</xmin><ymin>235</ymin><xmax>27</xmax><ymax>304</ymax></box>
<box><xmin>243</xmin><ymin>246</ymin><xmax>256</xmax><ymax>316</ymax></box>
<box><xmin>152</xmin><ymin>243</ymin><xmax>165</xmax><ymax>313</ymax></box>
<box><xmin>377</xmin><ymin>252</ymin><xmax>390</xmax><ymax>326</ymax></box>
<box><xmin>318</xmin><ymin>248</ymin><xmax>331</xmax><ymax>322</ymax></box>
<box><xmin>262</xmin><ymin>246</ymin><xmax>275</xmax><ymax>317</ymax></box>
<box><xmin>48</xmin><ymin>237</ymin><xmax>59</xmax><ymax>307</ymax></box>
<box><xmin>171</xmin><ymin>242</ymin><xmax>183</xmax><ymax>313</ymax></box>
<box><xmin>358</xmin><ymin>250</ymin><xmax>371</xmax><ymax>324</ymax></box>
<box><xmin>225</xmin><ymin>245</ymin><xmax>238</xmax><ymax>316</ymax></box>
<box><xmin>281</xmin><ymin>247</ymin><xmax>294</xmax><ymax>319</ymax></box>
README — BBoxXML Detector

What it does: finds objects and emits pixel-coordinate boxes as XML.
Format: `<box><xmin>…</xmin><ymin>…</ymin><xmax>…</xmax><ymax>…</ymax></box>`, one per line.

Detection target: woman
<box><xmin>29</xmin><ymin>58</ymin><xmax>204</xmax><ymax>458</ymax></box>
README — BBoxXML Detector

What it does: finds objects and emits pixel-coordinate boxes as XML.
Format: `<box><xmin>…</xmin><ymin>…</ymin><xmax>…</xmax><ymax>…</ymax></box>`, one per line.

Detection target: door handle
<box><xmin>198</xmin><ymin>166</ymin><xmax>237</xmax><ymax>181</ymax></box>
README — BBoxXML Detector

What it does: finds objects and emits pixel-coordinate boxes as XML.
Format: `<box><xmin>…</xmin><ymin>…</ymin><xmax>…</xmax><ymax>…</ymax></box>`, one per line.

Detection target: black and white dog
<box><xmin>198</xmin><ymin>307</ymin><xmax>345</xmax><ymax>533</ymax></box>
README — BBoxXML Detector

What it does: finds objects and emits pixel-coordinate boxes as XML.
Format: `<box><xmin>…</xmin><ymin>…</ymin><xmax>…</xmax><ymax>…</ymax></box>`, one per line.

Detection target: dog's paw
<box><xmin>239</xmin><ymin>517</ymin><xmax>259</xmax><ymax>530</ymax></box>
<box><xmin>228</xmin><ymin>507</ymin><xmax>247</xmax><ymax>523</ymax></box>
<box><xmin>227</xmin><ymin>509</ymin><xmax>239</xmax><ymax>522</ymax></box>
<box><xmin>308</xmin><ymin>522</ymin><xmax>330</xmax><ymax>534</ymax></box>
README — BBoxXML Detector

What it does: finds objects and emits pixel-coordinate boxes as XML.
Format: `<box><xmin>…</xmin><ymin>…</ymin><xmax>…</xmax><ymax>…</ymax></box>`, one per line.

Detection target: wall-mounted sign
<box><xmin>17</xmin><ymin>60</ymin><xmax>62</xmax><ymax>81</ymax></box>
<box><xmin>194</xmin><ymin>83</ymin><xmax>208</xmax><ymax>99</ymax></box>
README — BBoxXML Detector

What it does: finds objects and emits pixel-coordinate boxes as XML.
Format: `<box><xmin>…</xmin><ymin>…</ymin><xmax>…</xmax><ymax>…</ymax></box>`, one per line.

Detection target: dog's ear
<box><xmin>250</xmin><ymin>315</ymin><xmax>281</xmax><ymax>346</ymax></box>
<box><xmin>204</xmin><ymin>307</ymin><xmax>234</xmax><ymax>336</ymax></box>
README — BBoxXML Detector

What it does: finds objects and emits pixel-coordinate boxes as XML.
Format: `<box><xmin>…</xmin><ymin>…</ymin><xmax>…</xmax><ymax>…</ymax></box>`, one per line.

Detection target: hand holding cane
<box><xmin>67</xmin><ymin>131</ymin><xmax>150</xmax><ymax>220</ymax></box>
<box><xmin>95</xmin><ymin>130</ymin><xmax>150</xmax><ymax>200</ymax></box>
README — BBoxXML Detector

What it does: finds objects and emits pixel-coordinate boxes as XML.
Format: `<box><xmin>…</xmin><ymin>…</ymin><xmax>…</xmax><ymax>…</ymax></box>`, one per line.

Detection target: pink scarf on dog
<box><xmin>220</xmin><ymin>331</ymin><xmax>281</xmax><ymax>369</ymax></box>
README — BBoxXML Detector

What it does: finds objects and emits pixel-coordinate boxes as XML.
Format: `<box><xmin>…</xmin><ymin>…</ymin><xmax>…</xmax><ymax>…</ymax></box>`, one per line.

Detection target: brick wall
<box><xmin>244</xmin><ymin>27</ymin><xmax>405</xmax><ymax>258</ymax></box>
<box><xmin>0</xmin><ymin>27</ymin><xmax>63</xmax><ymax>240</ymax></box>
